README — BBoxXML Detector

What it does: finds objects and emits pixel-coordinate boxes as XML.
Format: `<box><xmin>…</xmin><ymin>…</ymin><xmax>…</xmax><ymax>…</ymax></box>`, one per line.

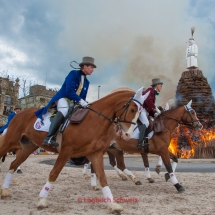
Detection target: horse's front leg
<box><xmin>83</xmin><ymin>161</ymin><xmax>91</xmax><ymax>180</ymax></box>
<box><xmin>159</xmin><ymin>147</ymin><xmax>185</xmax><ymax>193</ymax></box>
<box><xmin>87</xmin><ymin>152</ymin><xmax>124</xmax><ymax>214</ymax></box>
<box><xmin>37</xmin><ymin>149</ymin><xmax>71</xmax><ymax>210</ymax></box>
<box><xmin>90</xmin><ymin>163</ymin><xmax>100</xmax><ymax>191</ymax></box>
<box><xmin>140</xmin><ymin>152</ymin><xmax>155</xmax><ymax>183</ymax></box>
<box><xmin>164</xmin><ymin>151</ymin><xmax>179</xmax><ymax>181</ymax></box>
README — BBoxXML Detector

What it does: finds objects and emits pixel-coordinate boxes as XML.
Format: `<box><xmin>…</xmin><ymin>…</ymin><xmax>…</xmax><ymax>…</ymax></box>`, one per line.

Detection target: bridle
<box><xmin>161</xmin><ymin>105</ymin><xmax>200</xmax><ymax>128</ymax></box>
<box><xmin>87</xmin><ymin>94</ymin><xmax>142</xmax><ymax>125</ymax></box>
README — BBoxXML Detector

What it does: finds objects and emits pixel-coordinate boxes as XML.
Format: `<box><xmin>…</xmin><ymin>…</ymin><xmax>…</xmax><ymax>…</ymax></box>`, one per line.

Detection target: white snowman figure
<box><xmin>186</xmin><ymin>27</ymin><xmax>198</xmax><ymax>69</ymax></box>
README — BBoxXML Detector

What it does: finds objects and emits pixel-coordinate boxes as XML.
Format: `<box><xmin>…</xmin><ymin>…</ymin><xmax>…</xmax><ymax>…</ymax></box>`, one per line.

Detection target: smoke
<box><xmin>51</xmin><ymin>0</ymin><xmax>215</xmax><ymax>104</ymax></box>
<box><xmin>1</xmin><ymin>0</ymin><xmax>215</xmax><ymax>104</ymax></box>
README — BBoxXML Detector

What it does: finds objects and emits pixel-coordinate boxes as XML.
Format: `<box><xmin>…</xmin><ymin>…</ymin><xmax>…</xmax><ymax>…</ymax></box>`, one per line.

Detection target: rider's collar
<box><xmin>154</xmin><ymin>89</ymin><xmax>159</xmax><ymax>96</ymax></box>
<box><xmin>79</xmin><ymin>70</ymin><xmax>86</xmax><ymax>76</ymax></box>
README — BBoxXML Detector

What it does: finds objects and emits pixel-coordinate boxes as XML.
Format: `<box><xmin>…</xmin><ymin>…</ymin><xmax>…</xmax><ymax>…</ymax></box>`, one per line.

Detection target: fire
<box><xmin>168</xmin><ymin>125</ymin><xmax>215</xmax><ymax>159</ymax></box>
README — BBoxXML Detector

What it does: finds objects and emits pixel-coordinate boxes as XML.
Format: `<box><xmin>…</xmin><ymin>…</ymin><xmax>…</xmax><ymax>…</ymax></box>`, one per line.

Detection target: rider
<box><xmin>35</xmin><ymin>56</ymin><xmax>96</xmax><ymax>148</ymax></box>
<box><xmin>0</xmin><ymin>105</ymin><xmax>22</xmax><ymax>134</ymax></box>
<box><xmin>138</xmin><ymin>78</ymin><xmax>163</xmax><ymax>149</ymax></box>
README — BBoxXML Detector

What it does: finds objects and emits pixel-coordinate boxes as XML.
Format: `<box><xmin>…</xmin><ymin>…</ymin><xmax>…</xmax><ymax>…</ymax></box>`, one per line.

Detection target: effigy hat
<box><xmin>151</xmin><ymin>78</ymin><xmax>163</xmax><ymax>86</ymax></box>
<box><xmin>79</xmin><ymin>56</ymin><xmax>96</xmax><ymax>68</ymax></box>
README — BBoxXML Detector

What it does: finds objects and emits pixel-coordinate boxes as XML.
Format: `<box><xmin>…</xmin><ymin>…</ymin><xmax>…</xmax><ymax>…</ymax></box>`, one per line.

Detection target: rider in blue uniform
<box><xmin>35</xmin><ymin>56</ymin><xmax>96</xmax><ymax>148</ymax></box>
<box><xmin>0</xmin><ymin>105</ymin><xmax>22</xmax><ymax>133</ymax></box>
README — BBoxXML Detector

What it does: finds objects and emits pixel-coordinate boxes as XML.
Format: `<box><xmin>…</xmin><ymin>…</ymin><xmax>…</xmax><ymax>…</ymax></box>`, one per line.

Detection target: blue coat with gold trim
<box><xmin>35</xmin><ymin>70</ymin><xmax>89</xmax><ymax>119</ymax></box>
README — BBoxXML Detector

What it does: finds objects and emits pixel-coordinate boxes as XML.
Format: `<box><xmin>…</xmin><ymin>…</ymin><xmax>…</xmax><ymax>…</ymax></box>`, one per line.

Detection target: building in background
<box><xmin>0</xmin><ymin>76</ymin><xmax>20</xmax><ymax>125</ymax></box>
<box><xmin>19</xmin><ymin>84</ymin><xmax>57</xmax><ymax>109</ymax></box>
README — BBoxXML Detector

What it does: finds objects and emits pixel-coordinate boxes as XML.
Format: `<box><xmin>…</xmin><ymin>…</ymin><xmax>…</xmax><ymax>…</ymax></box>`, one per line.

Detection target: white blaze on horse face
<box><xmin>186</xmin><ymin>100</ymin><xmax>192</xmax><ymax>109</ymax></box>
<box><xmin>122</xmin><ymin>111</ymin><xmax>140</xmax><ymax>140</ymax></box>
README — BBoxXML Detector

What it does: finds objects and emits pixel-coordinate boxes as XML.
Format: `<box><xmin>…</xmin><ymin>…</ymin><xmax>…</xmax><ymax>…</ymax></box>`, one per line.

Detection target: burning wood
<box><xmin>169</xmin><ymin>120</ymin><xmax>215</xmax><ymax>158</ymax></box>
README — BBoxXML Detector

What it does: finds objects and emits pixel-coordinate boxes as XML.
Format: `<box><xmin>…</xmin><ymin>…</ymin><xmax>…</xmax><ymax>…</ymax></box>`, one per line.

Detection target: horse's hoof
<box><xmin>178</xmin><ymin>187</ymin><xmax>185</xmax><ymax>193</ymax></box>
<box><xmin>165</xmin><ymin>173</ymin><xmax>170</xmax><ymax>181</ymax></box>
<box><xmin>38</xmin><ymin>198</ymin><xmax>48</xmax><ymax>210</ymax></box>
<box><xmin>135</xmin><ymin>181</ymin><xmax>142</xmax><ymax>185</ymax></box>
<box><xmin>174</xmin><ymin>183</ymin><xmax>185</xmax><ymax>193</ymax></box>
<box><xmin>155</xmin><ymin>167</ymin><xmax>160</xmax><ymax>174</ymax></box>
<box><xmin>91</xmin><ymin>186</ymin><xmax>100</xmax><ymax>191</ymax></box>
<box><xmin>1</xmin><ymin>188</ymin><xmax>11</xmax><ymax>199</ymax></box>
<box><xmin>119</xmin><ymin>174</ymin><xmax>128</xmax><ymax>181</ymax></box>
<box><xmin>147</xmin><ymin>178</ymin><xmax>155</xmax><ymax>183</ymax></box>
<box><xmin>17</xmin><ymin>169</ymin><xmax>22</xmax><ymax>174</ymax></box>
<box><xmin>108</xmin><ymin>202</ymin><xmax>123</xmax><ymax>214</ymax></box>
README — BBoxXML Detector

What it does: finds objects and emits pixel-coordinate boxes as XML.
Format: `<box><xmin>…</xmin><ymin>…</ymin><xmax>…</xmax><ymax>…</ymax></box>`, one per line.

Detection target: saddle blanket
<box><xmin>131</xmin><ymin>124</ymin><xmax>154</xmax><ymax>139</ymax></box>
<box><xmin>34</xmin><ymin>113</ymin><xmax>52</xmax><ymax>132</ymax></box>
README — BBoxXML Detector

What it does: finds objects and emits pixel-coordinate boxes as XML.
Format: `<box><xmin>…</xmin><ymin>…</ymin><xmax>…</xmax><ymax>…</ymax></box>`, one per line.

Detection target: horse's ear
<box><xmin>186</xmin><ymin>100</ymin><xmax>192</xmax><ymax>109</ymax></box>
<box><xmin>164</xmin><ymin>103</ymin><xmax>169</xmax><ymax>111</ymax></box>
<box><xmin>134</xmin><ymin>87</ymin><xmax>145</xmax><ymax>99</ymax></box>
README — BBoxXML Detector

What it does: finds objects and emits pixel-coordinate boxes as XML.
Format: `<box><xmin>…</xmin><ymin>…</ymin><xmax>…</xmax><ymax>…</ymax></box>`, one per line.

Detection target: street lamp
<box><xmin>98</xmin><ymin>86</ymin><xmax>101</xmax><ymax>99</ymax></box>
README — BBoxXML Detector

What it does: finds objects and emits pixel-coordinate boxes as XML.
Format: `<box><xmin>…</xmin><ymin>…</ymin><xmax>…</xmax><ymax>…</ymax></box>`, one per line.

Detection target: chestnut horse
<box><xmin>0</xmin><ymin>88</ymin><xmax>149</xmax><ymax>214</ymax></box>
<box><xmin>111</xmin><ymin>100</ymin><xmax>202</xmax><ymax>192</ymax></box>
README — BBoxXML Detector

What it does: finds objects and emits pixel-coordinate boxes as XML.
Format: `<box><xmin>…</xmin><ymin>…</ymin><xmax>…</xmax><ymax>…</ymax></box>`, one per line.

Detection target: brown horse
<box><xmin>0</xmin><ymin>88</ymin><xmax>149</xmax><ymax>214</ymax></box>
<box><xmin>111</xmin><ymin>100</ymin><xmax>202</xmax><ymax>192</ymax></box>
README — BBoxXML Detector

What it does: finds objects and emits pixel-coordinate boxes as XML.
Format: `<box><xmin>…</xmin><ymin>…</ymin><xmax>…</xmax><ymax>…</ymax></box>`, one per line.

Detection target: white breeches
<box><xmin>139</xmin><ymin>109</ymin><xmax>149</xmax><ymax>127</ymax></box>
<box><xmin>56</xmin><ymin>98</ymin><xmax>69</xmax><ymax>117</ymax></box>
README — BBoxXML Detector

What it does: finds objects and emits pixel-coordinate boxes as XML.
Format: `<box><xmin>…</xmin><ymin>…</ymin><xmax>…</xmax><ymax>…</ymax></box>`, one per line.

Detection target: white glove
<box><xmin>154</xmin><ymin>106</ymin><xmax>161</xmax><ymax>117</ymax></box>
<box><xmin>155</xmin><ymin>106</ymin><xmax>161</xmax><ymax>114</ymax></box>
<box><xmin>79</xmin><ymin>99</ymin><xmax>88</xmax><ymax>108</ymax></box>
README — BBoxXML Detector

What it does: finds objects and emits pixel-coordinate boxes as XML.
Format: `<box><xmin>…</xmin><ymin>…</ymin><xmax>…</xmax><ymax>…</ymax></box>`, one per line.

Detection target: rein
<box><xmin>87</xmin><ymin>95</ymin><xmax>141</xmax><ymax>125</ymax></box>
<box><xmin>161</xmin><ymin>106</ymin><xmax>200</xmax><ymax>126</ymax></box>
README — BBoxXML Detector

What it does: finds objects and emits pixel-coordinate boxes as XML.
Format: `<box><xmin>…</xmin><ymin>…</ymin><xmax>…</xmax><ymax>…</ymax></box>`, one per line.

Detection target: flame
<box><xmin>168</xmin><ymin>125</ymin><xmax>215</xmax><ymax>159</ymax></box>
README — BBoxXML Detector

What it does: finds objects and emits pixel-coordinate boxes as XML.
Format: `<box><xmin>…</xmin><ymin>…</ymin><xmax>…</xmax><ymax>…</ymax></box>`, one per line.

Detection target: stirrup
<box><xmin>42</xmin><ymin>137</ymin><xmax>59</xmax><ymax>148</ymax></box>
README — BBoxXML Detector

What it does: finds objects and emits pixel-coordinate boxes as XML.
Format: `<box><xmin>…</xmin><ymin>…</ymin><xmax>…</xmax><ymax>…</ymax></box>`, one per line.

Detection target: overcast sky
<box><xmin>0</xmin><ymin>0</ymin><xmax>215</xmax><ymax>105</ymax></box>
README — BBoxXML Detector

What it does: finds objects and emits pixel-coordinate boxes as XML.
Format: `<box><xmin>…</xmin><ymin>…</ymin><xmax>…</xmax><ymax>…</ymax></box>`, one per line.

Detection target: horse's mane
<box><xmin>90</xmin><ymin>87</ymin><xmax>135</xmax><ymax>104</ymax></box>
<box><xmin>107</xmin><ymin>87</ymin><xmax>135</xmax><ymax>94</ymax></box>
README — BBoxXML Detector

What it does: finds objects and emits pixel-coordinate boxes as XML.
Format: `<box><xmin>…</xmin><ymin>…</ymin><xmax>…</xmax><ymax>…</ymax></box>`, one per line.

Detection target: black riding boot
<box><xmin>137</xmin><ymin>124</ymin><xmax>147</xmax><ymax>150</ymax></box>
<box><xmin>42</xmin><ymin>111</ymin><xmax>64</xmax><ymax>148</ymax></box>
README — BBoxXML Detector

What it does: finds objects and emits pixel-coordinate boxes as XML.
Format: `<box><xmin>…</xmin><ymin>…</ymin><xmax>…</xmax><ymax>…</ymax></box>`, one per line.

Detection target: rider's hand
<box><xmin>79</xmin><ymin>99</ymin><xmax>88</xmax><ymax>108</ymax></box>
<box><xmin>155</xmin><ymin>106</ymin><xmax>161</xmax><ymax>114</ymax></box>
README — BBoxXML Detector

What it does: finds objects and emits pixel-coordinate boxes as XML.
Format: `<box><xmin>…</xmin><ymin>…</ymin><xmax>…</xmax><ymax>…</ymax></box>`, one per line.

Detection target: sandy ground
<box><xmin>0</xmin><ymin>155</ymin><xmax>215</xmax><ymax>215</ymax></box>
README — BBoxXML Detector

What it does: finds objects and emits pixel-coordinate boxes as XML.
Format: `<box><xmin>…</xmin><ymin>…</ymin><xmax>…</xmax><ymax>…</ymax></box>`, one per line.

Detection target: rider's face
<box><xmin>82</xmin><ymin>65</ymin><xmax>94</xmax><ymax>75</ymax></box>
<box><xmin>155</xmin><ymin>84</ymin><xmax>163</xmax><ymax>92</ymax></box>
<box><xmin>15</xmin><ymin>109</ymin><xmax>21</xmax><ymax>114</ymax></box>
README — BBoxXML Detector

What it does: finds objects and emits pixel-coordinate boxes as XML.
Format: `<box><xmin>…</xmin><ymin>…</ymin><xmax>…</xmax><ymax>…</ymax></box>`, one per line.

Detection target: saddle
<box><xmin>70</xmin><ymin>106</ymin><xmax>89</xmax><ymax>124</ymax></box>
<box><xmin>137</xmin><ymin>115</ymin><xmax>164</xmax><ymax>136</ymax></box>
<box><xmin>60</xmin><ymin>106</ymin><xmax>89</xmax><ymax>133</ymax></box>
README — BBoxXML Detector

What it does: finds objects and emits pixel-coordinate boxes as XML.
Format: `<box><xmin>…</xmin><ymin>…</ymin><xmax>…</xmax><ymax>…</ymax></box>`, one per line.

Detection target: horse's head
<box><xmin>182</xmin><ymin>100</ymin><xmax>203</xmax><ymax>131</ymax></box>
<box><xmin>115</xmin><ymin>87</ymin><xmax>150</xmax><ymax>140</ymax></box>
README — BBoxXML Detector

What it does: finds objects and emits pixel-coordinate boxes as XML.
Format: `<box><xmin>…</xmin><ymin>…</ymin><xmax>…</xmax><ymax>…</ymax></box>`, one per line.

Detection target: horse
<box><xmin>0</xmin><ymin>88</ymin><xmax>149</xmax><ymax>214</ymax></box>
<box><xmin>111</xmin><ymin>100</ymin><xmax>202</xmax><ymax>192</ymax></box>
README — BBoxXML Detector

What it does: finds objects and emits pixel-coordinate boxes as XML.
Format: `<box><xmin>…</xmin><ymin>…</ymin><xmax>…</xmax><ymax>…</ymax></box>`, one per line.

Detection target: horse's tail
<box><xmin>0</xmin><ymin>135</ymin><xmax>5</xmax><ymax>148</ymax></box>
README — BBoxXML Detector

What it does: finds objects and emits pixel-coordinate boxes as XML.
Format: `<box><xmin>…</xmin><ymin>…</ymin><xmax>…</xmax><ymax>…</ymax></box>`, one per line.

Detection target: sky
<box><xmin>0</xmin><ymin>0</ymin><xmax>215</xmax><ymax>106</ymax></box>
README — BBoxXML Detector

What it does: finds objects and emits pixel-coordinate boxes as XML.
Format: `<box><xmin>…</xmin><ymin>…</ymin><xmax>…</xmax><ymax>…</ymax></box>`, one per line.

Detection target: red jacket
<box><xmin>142</xmin><ymin>87</ymin><xmax>156</xmax><ymax>117</ymax></box>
